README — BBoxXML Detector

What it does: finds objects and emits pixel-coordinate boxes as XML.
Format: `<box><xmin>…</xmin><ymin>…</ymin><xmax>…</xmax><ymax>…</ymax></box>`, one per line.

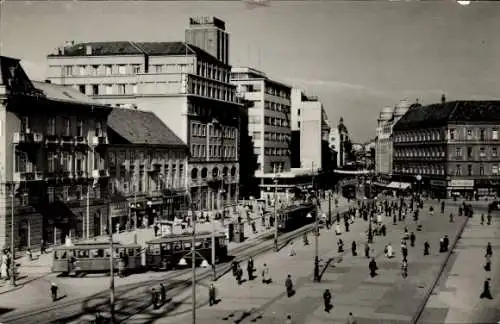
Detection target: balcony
<box><xmin>13</xmin><ymin>131</ymin><xmax>43</xmax><ymax>145</ymax></box>
<box><xmin>73</xmin><ymin>136</ymin><xmax>87</xmax><ymax>147</ymax></box>
<box><xmin>92</xmin><ymin>136</ymin><xmax>108</xmax><ymax>146</ymax></box>
<box><xmin>60</xmin><ymin>135</ymin><xmax>74</xmax><ymax>147</ymax></box>
<box><xmin>74</xmin><ymin>170</ymin><xmax>87</xmax><ymax>179</ymax></box>
<box><xmin>148</xmin><ymin>190</ymin><xmax>163</xmax><ymax>198</ymax></box>
<box><xmin>45</xmin><ymin>135</ymin><xmax>59</xmax><ymax>146</ymax></box>
<box><xmin>92</xmin><ymin>169</ymin><xmax>109</xmax><ymax>178</ymax></box>
<box><xmin>13</xmin><ymin>171</ymin><xmax>35</xmax><ymax>182</ymax></box>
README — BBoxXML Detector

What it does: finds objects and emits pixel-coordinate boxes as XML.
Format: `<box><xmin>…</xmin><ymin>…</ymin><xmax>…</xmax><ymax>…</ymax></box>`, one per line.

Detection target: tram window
<box><xmin>113</xmin><ymin>249</ymin><xmax>120</xmax><ymax>258</ymax></box>
<box><xmin>194</xmin><ymin>240</ymin><xmax>203</xmax><ymax>249</ymax></box>
<box><xmin>104</xmin><ymin>248</ymin><xmax>111</xmax><ymax>257</ymax></box>
<box><xmin>89</xmin><ymin>249</ymin><xmax>99</xmax><ymax>258</ymax></box>
<box><xmin>161</xmin><ymin>243</ymin><xmax>171</xmax><ymax>251</ymax></box>
<box><xmin>135</xmin><ymin>248</ymin><xmax>141</xmax><ymax>255</ymax></box>
<box><xmin>184</xmin><ymin>242</ymin><xmax>192</xmax><ymax>250</ymax></box>
<box><xmin>173</xmin><ymin>242</ymin><xmax>182</xmax><ymax>251</ymax></box>
<box><xmin>127</xmin><ymin>248</ymin><xmax>135</xmax><ymax>257</ymax></box>
<box><xmin>203</xmin><ymin>239</ymin><xmax>210</xmax><ymax>249</ymax></box>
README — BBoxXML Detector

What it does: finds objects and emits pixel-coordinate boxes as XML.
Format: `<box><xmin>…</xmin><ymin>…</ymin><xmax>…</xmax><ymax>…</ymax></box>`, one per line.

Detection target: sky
<box><xmin>1</xmin><ymin>0</ymin><xmax>500</xmax><ymax>142</ymax></box>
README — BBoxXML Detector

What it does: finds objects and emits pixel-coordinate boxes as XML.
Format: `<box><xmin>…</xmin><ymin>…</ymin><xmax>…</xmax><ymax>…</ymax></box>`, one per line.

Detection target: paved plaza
<box><xmin>419</xmin><ymin>207</ymin><xmax>500</xmax><ymax>324</ymax></box>
<box><xmin>118</xmin><ymin>199</ymin><xmax>468</xmax><ymax>324</ymax></box>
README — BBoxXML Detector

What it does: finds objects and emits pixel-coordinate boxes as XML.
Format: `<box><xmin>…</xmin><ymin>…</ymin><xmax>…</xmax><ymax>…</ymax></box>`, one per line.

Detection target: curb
<box><xmin>410</xmin><ymin>215</ymin><xmax>470</xmax><ymax>324</ymax></box>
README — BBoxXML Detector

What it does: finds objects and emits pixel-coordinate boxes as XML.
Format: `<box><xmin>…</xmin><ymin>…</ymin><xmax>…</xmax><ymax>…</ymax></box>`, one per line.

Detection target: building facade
<box><xmin>375</xmin><ymin>99</ymin><xmax>412</xmax><ymax>177</ymax></box>
<box><xmin>393</xmin><ymin>99</ymin><xmax>500</xmax><ymax>199</ymax></box>
<box><xmin>106</xmin><ymin>108</ymin><xmax>188</xmax><ymax>232</ymax></box>
<box><xmin>46</xmin><ymin>17</ymin><xmax>242</xmax><ymax>211</ymax></box>
<box><xmin>231</xmin><ymin>67</ymin><xmax>292</xmax><ymax>175</ymax></box>
<box><xmin>0</xmin><ymin>56</ymin><xmax>111</xmax><ymax>250</ymax></box>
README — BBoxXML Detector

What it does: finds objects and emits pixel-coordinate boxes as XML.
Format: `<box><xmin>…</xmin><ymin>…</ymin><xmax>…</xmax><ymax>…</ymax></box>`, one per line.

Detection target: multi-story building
<box><xmin>375</xmin><ymin>99</ymin><xmax>412</xmax><ymax>177</ymax></box>
<box><xmin>393</xmin><ymin>98</ymin><xmax>500</xmax><ymax>199</ymax></box>
<box><xmin>0</xmin><ymin>56</ymin><xmax>111</xmax><ymax>250</ymax></box>
<box><xmin>231</xmin><ymin>67</ymin><xmax>292</xmax><ymax>175</ymax></box>
<box><xmin>329</xmin><ymin>117</ymin><xmax>350</xmax><ymax>169</ymax></box>
<box><xmin>46</xmin><ymin>17</ymin><xmax>243</xmax><ymax>211</ymax></box>
<box><xmin>106</xmin><ymin>108</ymin><xmax>188</xmax><ymax>230</ymax></box>
<box><xmin>290</xmin><ymin>88</ymin><xmax>330</xmax><ymax>170</ymax></box>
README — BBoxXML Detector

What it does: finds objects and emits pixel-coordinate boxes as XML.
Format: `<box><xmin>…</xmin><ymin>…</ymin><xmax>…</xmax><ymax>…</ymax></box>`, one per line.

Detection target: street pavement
<box><xmin>138</xmin><ymin>199</ymin><xmax>468</xmax><ymax>324</ymax></box>
<box><xmin>0</xmin><ymin>196</ymin><xmax>352</xmax><ymax>322</ymax></box>
<box><xmin>419</xmin><ymin>208</ymin><xmax>500</xmax><ymax>324</ymax></box>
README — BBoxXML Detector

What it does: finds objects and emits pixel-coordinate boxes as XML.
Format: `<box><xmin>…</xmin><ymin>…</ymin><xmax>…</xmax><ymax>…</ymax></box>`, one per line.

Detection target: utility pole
<box><xmin>191</xmin><ymin>203</ymin><xmax>197</xmax><ymax>324</ymax></box>
<box><xmin>273</xmin><ymin>165</ymin><xmax>279</xmax><ymax>252</ymax></box>
<box><xmin>328</xmin><ymin>191</ymin><xmax>332</xmax><ymax>228</ymax></box>
<box><xmin>109</xmin><ymin>205</ymin><xmax>115</xmax><ymax>323</ymax></box>
<box><xmin>9</xmin><ymin>183</ymin><xmax>16</xmax><ymax>287</ymax></box>
<box><xmin>211</xmin><ymin>198</ymin><xmax>216</xmax><ymax>281</ymax></box>
<box><xmin>312</xmin><ymin>162</ymin><xmax>320</xmax><ymax>282</ymax></box>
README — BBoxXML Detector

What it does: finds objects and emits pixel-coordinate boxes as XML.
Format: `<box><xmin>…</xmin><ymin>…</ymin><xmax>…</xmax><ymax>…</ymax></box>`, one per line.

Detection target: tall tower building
<box><xmin>185</xmin><ymin>17</ymin><xmax>229</xmax><ymax>65</ymax></box>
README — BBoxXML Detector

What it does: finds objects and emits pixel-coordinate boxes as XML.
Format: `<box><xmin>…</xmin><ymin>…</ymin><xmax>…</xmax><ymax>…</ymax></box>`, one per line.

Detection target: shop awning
<box><xmin>387</xmin><ymin>182</ymin><xmax>411</xmax><ymax>190</ymax></box>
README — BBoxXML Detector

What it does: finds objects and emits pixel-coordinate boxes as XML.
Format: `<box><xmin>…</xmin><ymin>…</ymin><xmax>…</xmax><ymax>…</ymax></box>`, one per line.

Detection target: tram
<box><xmin>51</xmin><ymin>241</ymin><xmax>143</xmax><ymax>276</ymax></box>
<box><xmin>277</xmin><ymin>203</ymin><xmax>316</xmax><ymax>232</ymax></box>
<box><xmin>145</xmin><ymin>231</ymin><xmax>228</xmax><ymax>270</ymax></box>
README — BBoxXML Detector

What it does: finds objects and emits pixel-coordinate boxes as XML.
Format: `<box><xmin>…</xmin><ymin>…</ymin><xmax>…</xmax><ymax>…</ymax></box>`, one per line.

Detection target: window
<box><xmin>132</xmin><ymin>65</ymin><xmax>140</xmax><ymax>73</ymax></box>
<box><xmin>449</xmin><ymin>129</ymin><xmax>456</xmax><ymax>140</ymax></box>
<box><xmin>154</xmin><ymin>65</ymin><xmax>162</xmax><ymax>73</ymax></box>
<box><xmin>480</xmin><ymin>147</ymin><xmax>486</xmax><ymax>157</ymax></box>
<box><xmin>20</xmin><ymin>116</ymin><xmax>29</xmax><ymax>132</ymax></box>
<box><xmin>480</xmin><ymin>129</ymin><xmax>485</xmax><ymax>141</ymax></box>
<box><xmin>76</xmin><ymin>119</ymin><xmax>83</xmax><ymax>137</ymax></box>
<box><xmin>455</xmin><ymin>164</ymin><xmax>461</xmax><ymax>176</ymax></box>
<box><xmin>90</xmin><ymin>65</ymin><xmax>98</xmax><ymax>75</ymax></box>
<box><xmin>79</xmin><ymin>65</ymin><xmax>86</xmax><ymax>76</ymax></box>
<box><xmin>117</xmin><ymin>84</ymin><xmax>125</xmax><ymax>94</ymax></box>
<box><xmin>467</xmin><ymin>147</ymin><xmax>473</xmax><ymax>158</ymax></box>
<box><xmin>105</xmin><ymin>65</ymin><xmax>112</xmax><ymax>75</ymax></box>
<box><xmin>95</xmin><ymin>121</ymin><xmax>102</xmax><ymax>136</ymax></box>
<box><xmin>79</xmin><ymin>85</ymin><xmax>86</xmax><ymax>94</ymax></box>
<box><xmin>63</xmin><ymin>118</ymin><xmax>71</xmax><ymax>136</ymax></box>
<box><xmin>493</xmin><ymin>147</ymin><xmax>498</xmax><ymax>157</ymax></box>
<box><xmin>104</xmin><ymin>84</ymin><xmax>113</xmax><ymax>95</ymax></box>
<box><xmin>455</xmin><ymin>147</ymin><xmax>462</xmax><ymax>158</ymax></box>
<box><xmin>92</xmin><ymin>84</ymin><xmax>99</xmax><ymax>95</ymax></box>
<box><xmin>47</xmin><ymin>152</ymin><xmax>57</xmax><ymax>172</ymax></box>
<box><xmin>132</xmin><ymin>84</ymin><xmax>138</xmax><ymax>94</ymax></box>
<box><xmin>47</xmin><ymin>117</ymin><xmax>56</xmax><ymax>135</ymax></box>
<box><xmin>118</xmin><ymin>65</ymin><xmax>126</xmax><ymax>75</ymax></box>
<box><xmin>480</xmin><ymin>164</ymin><xmax>485</xmax><ymax>176</ymax></box>
<box><xmin>64</xmin><ymin>66</ymin><xmax>73</xmax><ymax>76</ymax></box>
<box><xmin>493</xmin><ymin>129</ymin><xmax>498</xmax><ymax>140</ymax></box>
<box><xmin>14</xmin><ymin>150</ymin><xmax>27</xmax><ymax>173</ymax></box>
<box><xmin>493</xmin><ymin>165</ymin><xmax>499</xmax><ymax>175</ymax></box>
<box><xmin>467</xmin><ymin>129</ymin><xmax>473</xmax><ymax>140</ymax></box>
<box><xmin>47</xmin><ymin>187</ymin><xmax>55</xmax><ymax>203</ymax></box>
<box><xmin>467</xmin><ymin>164</ymin><xmax>472</xmax><ymax>176</ymax></box>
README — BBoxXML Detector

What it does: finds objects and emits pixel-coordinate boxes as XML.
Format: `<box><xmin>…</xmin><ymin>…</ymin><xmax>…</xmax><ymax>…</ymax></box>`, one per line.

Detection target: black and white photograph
<box><xmin>0</xmin><ymin>0</ymin><xmax>499</xmax><ymax>323</ymax></box>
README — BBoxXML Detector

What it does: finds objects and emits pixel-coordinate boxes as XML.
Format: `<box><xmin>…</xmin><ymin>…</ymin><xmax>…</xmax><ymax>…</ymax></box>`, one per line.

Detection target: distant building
<box><xmin>375</xmin><ymin>99</ymin><xmax>412</xmax><ymax>178</ymax></box>
<box><xmin>106</xmin><ymin>108</ymin><xmax>188</xmax><ymax>231</ymax></box>
<box><xmin>230</xmin><ymin>67</ymin><xmax>292</xmax><ymax>176</ymax></box>
<box><xmin>0</xmin><ymin>56</ymin><xmax>112</xmax><ymax>249</ymax></box>
<box><xmin>393</xmin><ymin>98</ymin><xmax>500</xmax><ymax>199</ymax></box>
<box><xmin>329</xmin><ymin>117</ymin><xmax>350</xmax><ymax>168</ymax></box>
<box><xmin>46</xmin><ymin>17</ymin><xmax>243</xmax><ymax>210</ymax></box>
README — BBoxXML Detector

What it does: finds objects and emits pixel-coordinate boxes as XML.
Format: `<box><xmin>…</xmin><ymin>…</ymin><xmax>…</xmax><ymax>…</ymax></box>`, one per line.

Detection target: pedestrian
<box><xmin>410</xmin><ymin>232</ymin><xmax>416</xmax><ymax>247</ymax></box>
<box><xmin>486</xmin><ymin>242</ymin><xmax>493</xmax><ymax>258</ymax></box>
<box><xmin>289</xmin><ymin>241</ymin><xmax>296</xmax><ymax>256</ymax></box>
<box><xmin>480</xmin><ymin>278</ymin><xmax>493</xmax><ymax>299</ymax></box>
<box><xmin>262</xmin><ymin>263</ymin><xmax>270</xmax><ymax>284</ymax></box>
<box><xmin>424</xmin><ymin>241</ymin><xmax>430</xmax><ymax>256</ymax></box>
<box><xmin>236</xmin><ymin>264</ymin><xmax>243</xmax><ymax>285</ymax></box>
<box><xmin>443</xmin><ymin>235</ymin><xmax>449</xmax><ymax>252</ymax></box>
<box><xmin>303</xmin><ymin>233</ymin><xmax>309</xmax><ymax>246</ymax></box>
<box><xmin>231</xmin><ymin>260</ymin><xmax>238</xmax><ymax>277</ymax></box>
<box><xmin>351</xmin><ymin>241</ymin><xmax>357</xmax><ymax>256</ymax></box>
<box><xmin>449</xmin><ymin>213</ymin><xmax>454</xmax><ymax>223</ymax></box>
<box><xmin>381</xmin><ymin>224</ymin><xmax>387</xmax><ymax>236</ymax></box>
<box><xmin>151</xmin><ymin>288</ymin><xmax>159</xmax><ymax>309</ymax></box>
<box><xmin>441</xmin><ymin>201</ymin><xmax>445</xmax><ymax>214</ymax></box>
<box><xmin>369</xmin><ymin>258</ymin><xmax>378</xmax><ymax>277</ymax></box>
<box><xmin>323</xmin><ymin>289</ymin><xmax>332</xmax><ymax>312</ymax></box>
<box><xmin>247</xmin><ymin>257</ymin><xmax>254</xmax><ymax>280</ymax></box>
<box><xmin>154</xmin><ymin>223</ymin><xmax>159</xmax><ymax>236</ymax></box>
<box><xmin>335</xmin><ymin>223</ymin><xmax>342</xmax><ymax>235</ymax></box>
<box><xmin>346</xmin><ymin>312</ymin><xmax>357</xmax><ymax>324</ymax></box>
<box><xmin>481</xmin><ymin>213</ymin><xmax>485</xmax><ymax>225</ymax></box>
<box><xmin>40</xmin><ymin>240</ymin><xmax>46</xmax><ymax>254</ymax></box>
<box><xmin>484</xmin><ymin>254</ymin><xmax>492</xmax><ymax>272</ymax></box>
<box><xmin>160</xmin><ymin>283</ymin><xmax>166</xmax><ymax>303</ymax></box>
<box><xmin>364</xmin><ymin>242</ymin><xmax>370</xmax><ymax>258</ymax></box>
<box><xmin>337</xmin><ymin>239</ymin><xmax>344</xmax><ymax>253</ymax></box>
<box><xmin>487</xmin><ymin>213</ymin><xmax>492</xmax><ymax>225</ymax></box>
<box><xmin>285</xmin><ymin>314</ymin><xmax>292</xmax><ymax>324</ymax></box>
<box><xmin>26</xmin><ymin>248</ymin><xmax>32</xmax><ymax>261</ymax></box>
<box><xmin>401</xmin><ymin>259</ymin><xmax>408</xmax><ymax>279</ymax></box>
<box><xmin>50</xmin><ymin>282</ymin><xmax>58</xmax><ymax>302</ymax></box>
<box><xmin>345</xmin><ymin>219</ymin><xmax>350</xmax><ymax>232</ymax></box>
<box><xmin>385</xmin><ymin>243</ymin><xmax>393</xmax><ymax>258</ymax></box>
<box><xmin>208</xmin><ymin>283</ymin><xmax>216</xmax><ymax>306</ymax></box>
<box><xmin>285</xmin><ymin>274</ymin><xmax>294</xmax><ymax>297</ymax></box>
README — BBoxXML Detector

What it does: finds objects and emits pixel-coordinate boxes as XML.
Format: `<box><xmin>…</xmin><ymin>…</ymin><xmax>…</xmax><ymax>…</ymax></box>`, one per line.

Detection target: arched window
<box><xmin>201</xmin><ymin>168</ymin><xmax>208</xmax><ymax>179</ymax></box>
<box><xmin>191</xmin><ymin>168</ymin><xmax>198</xmax><ymax>179</ymax></box>
<box><xmin>222</xmin><ymin>167</ymin><xmax>229</xmax><ymax>177</ymax></box>
<box><xmin>230</xmin><ymin>166</ymin><xmax>237</xmax><ymax>177</ymax></box>
<box><xmin>212</xmin><ymin>167</ymin><xmax>219</xmax><ymax>178</ymax></box>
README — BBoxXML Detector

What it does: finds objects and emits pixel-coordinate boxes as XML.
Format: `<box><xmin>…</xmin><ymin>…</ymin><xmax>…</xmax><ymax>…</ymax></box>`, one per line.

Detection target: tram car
<box><xmin>277</xmin><ymin>203</ymin><xmax>316</xmax><ymax>233</ymax></box>
<box><xmin>145</xmin><ymin>231</ymin><xmax>228</xmax><ymax>270</ymax></box>
<box><xmin>52</xmin><ymin>241</ymin><xmax>143</xmax><ymax>276</ymax></box>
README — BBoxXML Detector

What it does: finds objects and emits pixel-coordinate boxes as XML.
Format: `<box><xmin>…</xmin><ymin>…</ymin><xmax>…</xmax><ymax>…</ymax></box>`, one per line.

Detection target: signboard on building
<box><xmin>430</xmin><ymin>179</ymin><xmax>447</xmax><ymax>187</ymax></box>
<box><xmin>110</xmin><ymin>202</ymin><xmax>127</xmax><ymax>218</ymax></box>
<box><xmin>450</xmin><ymin>179</ymin><xmax>474</xmax><ymax>188</ymax></box>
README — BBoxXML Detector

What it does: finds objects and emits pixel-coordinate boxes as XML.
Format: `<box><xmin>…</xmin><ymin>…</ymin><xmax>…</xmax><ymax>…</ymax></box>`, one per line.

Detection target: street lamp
<box><xmin>273</xmin><ymin>175</ymin><xmax>279</xmax><ymax>252</ymax></box>
<box><xmin>108</xmin><ymin>204</ymin><xmax>115</xmax><ymax>324</ymax></box>
<box><xmin>327</xmin><ymin>190</ymin><xmax>332</xmax><ymax>229</ymax></box>
<box><xmin>6</xmin><ymin>182</ymin><xmax>18</xmax><ymax>287</ymax></box>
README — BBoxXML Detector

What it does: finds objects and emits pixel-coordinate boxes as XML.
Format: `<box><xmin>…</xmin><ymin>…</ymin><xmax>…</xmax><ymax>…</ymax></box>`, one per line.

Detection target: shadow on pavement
<box><xmin>0</xmin><ymin>307</ymin><xmax>14</xmax><ymax>316</ymax></box>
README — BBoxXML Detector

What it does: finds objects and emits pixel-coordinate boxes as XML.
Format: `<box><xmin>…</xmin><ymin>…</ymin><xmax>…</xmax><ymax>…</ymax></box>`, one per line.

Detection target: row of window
<box><xmin>448</xmin><ymin>128</ymin><xmax>499</xmax><ymax>141</ymax></box>
<box><xmin>394</xmin><ymin>129</ymin><xmax>442</xmax><ymax>143</ymax></box>
<box><xmin>454</xmin><ymin>146</ymin><xmax>498</xmax><ymax>159</ymax></box>
<box><xmin>191</xmin><ymin>166</ymin><xmax>237</xmax><ymax>180</ymax></box>
<box><xmin>190</xmin><ymin>144</ymin><xmax>237</xmax><ymax>159</ymax></box>
<box><xmin>191</xmin><ymin>122</ymin><xmax>237</xmax><ymax>139</ymax></box>
<box><xmin>47</xmin><ymin>185</ymin><xmax>101</xmax><ymax>203</ymax></box>
<box><xmin>235</xmin><ymin>83</ymin><xmax>291</xmax><ymax>100</ymax></box>
<box><xmin>189</xmin><ymin>79</ymin><xmax>235</xmax><ymax>102</ymax></box>
<box><xmin>264</xmin><ymin>116</ymin><xmax>289</xmax><ymax>128</ymax></box>
<box><xmin>20</xmin><ymin>116</ymin><xmax>103</xmax><ymax>137</ymax></box>
<box><xmin>61</xmin><ymin>61</ymin><xmax>230</xmax><ymax>83</ymax></box>
<box><xmin>394</xmin><ymin>164</ymin><xmax>500</xmax><ymax>176</ymax></box>
<box><xmin>113</xmin><ymin>171</ymin><xmax>185</xmax><ymax>194</ymax></box>
<box><xmin>262</xmin><ymin>147</ymin><xmax>290</xmax><ymax>157</ymax></box>
<box><xmin>394</xmin><ymin>165</ymin><xmax>445</xmax><ymax>175</ymax></box>
<box><xmin>394</xmin><ymin>149</ymin><xmax>445</xmax><ymax>158</ymax></box>
<box><xmin>109</xmin><ymin>150</ymin><xmax>185</xmax><ymax>165</ymax></box>
<box><xmin>74</xmin><ymin>83</ymin><xmax>138</xmax><ymax>96</ymax></box>
<box><xmin>252</xmin><ymin>131</ymin><xmax>290</xmax><ymax>143</ymax></box>
<box><xmin>14</xmin><ymin>151</ymin><xmax>103</xmax><ymax>174</ymax></box>
<box><xmin>270</xmin><ymin>162</ymin><xmax>285</xmax><ymax>173</ymax></box>
<box><xmin>264</xmin><ymin>101</ymin><xmax>291</xmax><ymax>114</ymax></box>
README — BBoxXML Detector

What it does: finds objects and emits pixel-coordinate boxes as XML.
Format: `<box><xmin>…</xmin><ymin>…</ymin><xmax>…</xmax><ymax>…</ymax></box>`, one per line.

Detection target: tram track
<box><xmin>0</xmin><ymin>218</ymin><xmax>326</xmax><ymax>324</ymax></box>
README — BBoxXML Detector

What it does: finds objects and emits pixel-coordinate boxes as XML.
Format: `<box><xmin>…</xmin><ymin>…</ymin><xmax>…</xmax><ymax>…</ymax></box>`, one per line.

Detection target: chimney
<box><xmin>85</xmin><ymin>45</ymin><xmax>92</xmax><ymax>55</ymax></box>
<box><xmin>441</xmin><ymin>94</ymin><xmax>446</xmax><ymax>104</ymax></box>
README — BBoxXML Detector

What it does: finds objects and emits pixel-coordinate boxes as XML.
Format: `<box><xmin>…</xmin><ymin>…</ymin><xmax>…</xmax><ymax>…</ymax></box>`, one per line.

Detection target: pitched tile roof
<box><xmin>107</xmin><ymin>108</ymin><xmax>186</xmax><ymax>146</ymax></box>
<box><xmin>48</xmin><ymin>41</ymin><xmax>227</xmax><ymax>67</ymax></box>
<box><xmin>32</xmin><ymin>81</ymin><xmax>98</xmax><ymax>105</ymax></box>
<box><xmin>394</xmin><ymin>100</ymin><xmax>500</xmax><ymax>130</ymax></box>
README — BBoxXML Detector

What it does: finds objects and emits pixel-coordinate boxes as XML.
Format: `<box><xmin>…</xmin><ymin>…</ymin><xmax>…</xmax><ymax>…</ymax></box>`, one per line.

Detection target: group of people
<box><xmin>0</xmin><ymin>249</ymin><xmax>13</xmax><ymax>281</ymax></box>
